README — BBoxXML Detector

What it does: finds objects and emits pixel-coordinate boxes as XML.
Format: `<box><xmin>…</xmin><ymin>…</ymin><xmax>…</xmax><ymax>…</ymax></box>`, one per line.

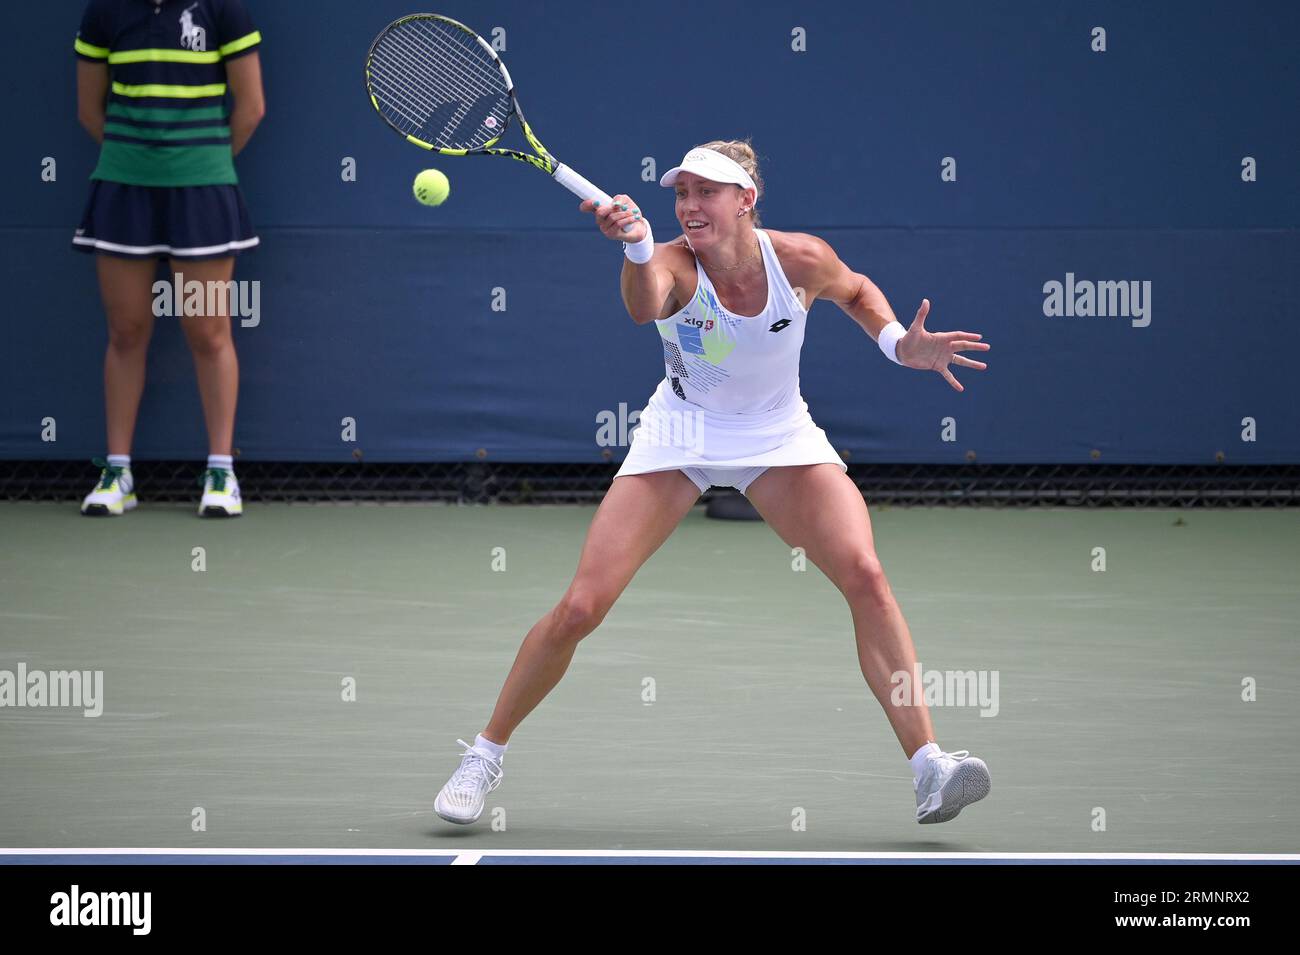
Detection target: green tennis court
<box><xmin>1</xmin><ymin>500</ymin><xmax>1295</xmax><ymax>853</ymax></box>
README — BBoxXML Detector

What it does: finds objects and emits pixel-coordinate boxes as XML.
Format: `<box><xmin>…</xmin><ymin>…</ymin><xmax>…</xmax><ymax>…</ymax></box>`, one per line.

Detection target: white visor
<box><xmin>659</xmin><ymin>148</ymin><xmax>756</xmax><ymax>194</ymax></box>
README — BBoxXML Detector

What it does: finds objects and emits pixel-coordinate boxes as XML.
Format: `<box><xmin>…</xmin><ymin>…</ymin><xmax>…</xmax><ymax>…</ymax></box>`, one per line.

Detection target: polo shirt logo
<box><xmin>180</xmin><ymin>3</ymin><xmax>207</xmax><ymax>51</ymax></box>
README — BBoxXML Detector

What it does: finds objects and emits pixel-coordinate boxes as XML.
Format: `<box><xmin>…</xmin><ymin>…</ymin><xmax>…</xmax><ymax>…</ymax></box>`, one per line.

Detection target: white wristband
<box><xmin>878</xmin><ymin>322</ymin><xmax>906</xmax><ymax>365</ymax></box>
<box><xmin>622</xmin><ymin>221</ymin><xmax>655</xmax><ymax>264</ymax></box>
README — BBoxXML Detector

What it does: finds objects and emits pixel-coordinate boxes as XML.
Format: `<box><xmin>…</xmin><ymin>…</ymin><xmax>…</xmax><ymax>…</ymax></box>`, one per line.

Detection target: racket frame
<box><xmin>364</xmin><ymin>13</ymin><xmax>611</xmax><ymax>204</ymax></box>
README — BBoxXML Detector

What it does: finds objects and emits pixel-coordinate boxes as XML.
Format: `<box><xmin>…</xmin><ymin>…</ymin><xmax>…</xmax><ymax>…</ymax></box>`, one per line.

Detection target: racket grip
<box><xmin>553</xmin><ymin>163</ymin><xmax>612</xmax><ymax>206</ymax></box>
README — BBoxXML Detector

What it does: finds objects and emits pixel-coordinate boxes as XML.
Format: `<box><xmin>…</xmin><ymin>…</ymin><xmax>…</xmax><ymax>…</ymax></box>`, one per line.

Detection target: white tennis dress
<box><xmin>614</xmin><ymin>228</ymin><xmax>847</xmax><ymax>495</ymax></box>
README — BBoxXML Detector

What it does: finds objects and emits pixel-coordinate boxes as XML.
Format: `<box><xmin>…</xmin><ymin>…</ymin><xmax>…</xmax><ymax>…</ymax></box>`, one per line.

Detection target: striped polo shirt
<box><xmin>75</xmin><ymin>0</ymin><xmax>261</xmax><ymax>187</ymax></box>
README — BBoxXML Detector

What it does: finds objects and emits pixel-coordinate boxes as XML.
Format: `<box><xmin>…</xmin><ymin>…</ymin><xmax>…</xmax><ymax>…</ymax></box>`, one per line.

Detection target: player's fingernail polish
<box><xmin>634</xmin><ymin>212</ymin><xmax>641</xmax><ymax>219</ymax></box>
<box><xmin>593</xmin><ymin>200</ymin><xmax>601</xmax><ymax>207</ymax></box>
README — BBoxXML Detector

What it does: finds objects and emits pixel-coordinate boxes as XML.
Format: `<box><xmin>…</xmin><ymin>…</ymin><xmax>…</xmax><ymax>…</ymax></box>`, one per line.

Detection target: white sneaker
<box><xmin>199</xmin><ymin>468</ymin><xmax>242</xmax><ymax>518</ymax></box>
<box><xmin>434</xmin><ymin>738</ymin><xmax>504</xmax><ymax>825</ymax></box>
<box><xmin>81</xmin><ymin>459</ymin><xmax>137</xmax><ymax>516</ymax></box>
<box><xmin>915</xmin><ymin>749</ymin><xmax>991</xmax><ymax>824</ymax></box>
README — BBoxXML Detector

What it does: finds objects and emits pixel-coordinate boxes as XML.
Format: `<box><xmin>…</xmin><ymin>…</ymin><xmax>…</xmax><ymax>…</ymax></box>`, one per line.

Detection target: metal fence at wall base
<box><xmin>3</xmin><ymin>460</ymin><xmax>1298</xmax><ymax>507</ymax></box>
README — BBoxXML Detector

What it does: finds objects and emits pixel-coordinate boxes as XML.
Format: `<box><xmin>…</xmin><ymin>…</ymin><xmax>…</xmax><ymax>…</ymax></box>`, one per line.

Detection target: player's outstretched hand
<box><xmin>896</xmin><ymin>298</ymin><xmax>991</xmax><ymax>392</ymax></box>
<box><xmin>580</xmin><ymin>194</ymin><xmax>647</xmax><ymax>243</ymax></box>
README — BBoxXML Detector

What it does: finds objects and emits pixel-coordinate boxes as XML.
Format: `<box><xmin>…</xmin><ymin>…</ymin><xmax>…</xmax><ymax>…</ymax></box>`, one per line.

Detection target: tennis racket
<box><xmin>364</xmin><ymin>13</ymin><xmax>613</xmax><ymax>206</ymax></box>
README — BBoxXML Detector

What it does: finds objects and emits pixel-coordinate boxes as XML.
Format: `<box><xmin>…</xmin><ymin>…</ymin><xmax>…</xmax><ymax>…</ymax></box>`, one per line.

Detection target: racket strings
<box><xmin>368</xmin><ymin>18</ymin><xmax>510</xmax><ymax>150</ymax></box>
<box><xmin>384</xmin><ymin>31</ymin><xmax>478</xmax><ymax>114</ymax></box>
<box><xmin>368</xmin><ymin>60</ymin><xmax>443</xmax><ymax>131</ymax></box>
<box><xmin>407</xmin><ymin>22</ymin><xmax>505</xmax><ymax>106</ymax></box>
<box><xmin>369</xmin><ymin>43</ymin><xmax>458</xmax><ymax>133</ymax></box>
<box><xmin>371</xmin><ymin>39</ymin><xmax>502</xmax><ymax>147</ymax></box>
<box><xmin>387</xmin><ymin>31</ymin><xmax>495</xmax><ymax>143</ymax></box>
<box><xmin>407</xmin><ymin>24</ymin><xmax>510</xmax><ymax>145</ymax></box>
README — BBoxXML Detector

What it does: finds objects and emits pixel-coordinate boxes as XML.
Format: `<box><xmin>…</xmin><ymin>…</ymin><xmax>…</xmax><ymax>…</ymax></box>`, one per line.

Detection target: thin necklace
<box><xmin>701</xmin><ymin>237</ymin><xmax>761</xmax><ymax>273</ymax></box>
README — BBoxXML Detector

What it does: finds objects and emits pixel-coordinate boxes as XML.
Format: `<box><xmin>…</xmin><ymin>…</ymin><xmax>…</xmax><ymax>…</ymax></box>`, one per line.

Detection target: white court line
<box><xmin>450</xmin><ymin>853</ymin><xmax>481</xmax><ymax>865</ymax></box>
<box><xmin>1</xmin><ymin>848</ymin><xmax>1298</xmax><ymax>861</ymax></box>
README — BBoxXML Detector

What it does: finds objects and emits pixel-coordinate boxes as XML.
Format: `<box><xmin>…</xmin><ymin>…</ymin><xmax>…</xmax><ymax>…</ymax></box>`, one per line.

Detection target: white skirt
<box><xmin>614</xmin><ymin>378</ymin><xmax>847</xmax><ymax>488</ymax></box>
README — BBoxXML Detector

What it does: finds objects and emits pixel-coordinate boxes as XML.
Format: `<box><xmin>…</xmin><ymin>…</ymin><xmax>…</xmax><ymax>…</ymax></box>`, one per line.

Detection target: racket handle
<box><xmin>553</xmin><ymin>163</ymin><xmax>612</xmax><ymax>206</ymax></box>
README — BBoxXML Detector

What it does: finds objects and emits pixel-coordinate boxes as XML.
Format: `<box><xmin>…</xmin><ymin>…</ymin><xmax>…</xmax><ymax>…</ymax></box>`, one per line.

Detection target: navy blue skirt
<box><xmin>73</xmin><ymin>181</ymin><xmax>259</xmax><ymax>261</ymax></box>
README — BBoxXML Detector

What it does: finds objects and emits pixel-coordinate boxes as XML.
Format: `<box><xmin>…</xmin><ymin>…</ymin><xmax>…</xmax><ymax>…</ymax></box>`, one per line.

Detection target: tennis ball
<box><xmin>413</xmin><ymin>168</ymin><xmax>450</xmax><ymax>206</ymax></box>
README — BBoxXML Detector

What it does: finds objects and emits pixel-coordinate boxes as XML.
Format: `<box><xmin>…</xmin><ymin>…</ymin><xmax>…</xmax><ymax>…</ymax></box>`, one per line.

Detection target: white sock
<box><xmin>473</xmin><ymin>733</ymin><xmax>507</xmax><ymax>761</ymax></box>
<box><xmin>106</xmin><ymin>454</ymin><xmax>131</xmax><ymax>470</ymax></box>
<box><xmin>909</xmin><ymin>741</ymin><xmax>941</xmax><ymax>779</ymax></box>
<box><xmin>207</xmin><ymin>454</ymin><xmax>234</xmax><ymax>473</ymax></box>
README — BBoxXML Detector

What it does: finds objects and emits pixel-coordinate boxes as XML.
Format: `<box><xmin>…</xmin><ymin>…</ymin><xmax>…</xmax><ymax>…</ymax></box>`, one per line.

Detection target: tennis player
<box><xmin>436</xmin><ymin>141</ymin><xmax>992</xmax><ymax>827</ymax></box>
<box><xmin>74</xmin><ymin>0</ymin><xmax>263</xmax><ymax>517</ymax></box>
